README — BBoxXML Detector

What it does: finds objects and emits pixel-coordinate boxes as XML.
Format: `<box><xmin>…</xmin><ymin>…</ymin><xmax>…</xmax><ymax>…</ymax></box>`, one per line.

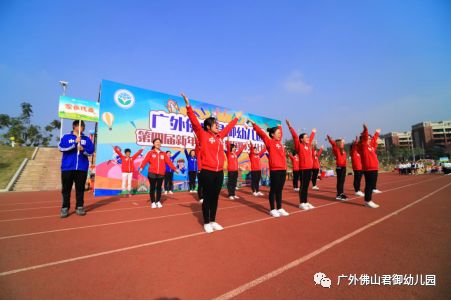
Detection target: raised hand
<box><xmin>285</xmin><ymin>119</ymin><xmax>291</xmax><ymax>128</ymax></box>
<box><xmin>376</xmin><ymin>128</ymin><xmax>381</xmax><ymax>133</ymax></box>
<box><xmin>235</xmin><ymin>111</ymin><xmax>243</xmax><ymax>120</ymax></box>
<box><xmin>312</xmin><ymin>128</ymin><xmax>317</xmax><ymax>133</ymax></box>
<box><xmin>181</xmin><ymin>93</ymin><xmax>190</xmax><ymax>106</ymax></box>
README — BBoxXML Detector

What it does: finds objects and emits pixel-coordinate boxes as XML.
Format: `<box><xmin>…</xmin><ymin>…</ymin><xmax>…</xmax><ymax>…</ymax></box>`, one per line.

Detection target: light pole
<box><xmin>59</xmin><ymin>81</ymin><xmax>68</xmax><ymax>140</ymax></box>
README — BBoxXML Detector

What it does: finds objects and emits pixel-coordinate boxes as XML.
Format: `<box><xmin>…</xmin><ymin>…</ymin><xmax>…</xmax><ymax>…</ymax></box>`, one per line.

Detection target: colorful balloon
<box><xmin>102</xmin><ymin>112</ymin><xmax>114</xmax><ymax>130</ymax></box>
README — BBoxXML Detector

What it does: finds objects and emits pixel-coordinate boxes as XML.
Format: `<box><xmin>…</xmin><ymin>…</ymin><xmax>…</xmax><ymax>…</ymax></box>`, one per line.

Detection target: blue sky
<box><xmin>1</xmin><ymin>0</ymin><xmax>450</xmax><ymax>144</ymax></box>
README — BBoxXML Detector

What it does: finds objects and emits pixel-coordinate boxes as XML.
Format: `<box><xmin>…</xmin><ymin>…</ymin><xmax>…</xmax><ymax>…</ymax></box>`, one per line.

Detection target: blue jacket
<box><xmin>184</xmin><ymin>149</ymin><xmax>198</xmax><ymax>172</ymax></box>
<box><xmin>58</xmin><ymin>131</ymin><xmax>95</xmax><ymax>171</ymax></box>
<box><xmin>165</xmin><ymin>151</ymin><xmax>181</xmax><ymax>172</ymax></box>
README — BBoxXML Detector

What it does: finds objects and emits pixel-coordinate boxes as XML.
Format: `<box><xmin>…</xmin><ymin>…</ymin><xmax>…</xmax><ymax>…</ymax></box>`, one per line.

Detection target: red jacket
<box><xmin>249</xmin><ymin>145</ymin><xmax>267</xmax><ymax>171</ymax></box>
<box><xmin>114</xmin><ymin>147</ymin><xmax>143</xmax><ymax>173</ymax></box>
<box><xmin>253</xmin><ymin>123</ymin><xmax>287</xmax><ymax>171</ymax></box>
<box><xmin>288</xmin><ymin>153</ymin><xmax>300</xmax><ymax>171</ymax></box>
<box><xmin>187</xmin><ymin>105</ymin><xmax>238</xmax><ymax>172</ymax></box>
<box><xmin>351</xmin><ymin>141</ymin><xmax>363</xmax><ymax>171</ymax></box>
<box><xmin>139</xmin><ymin>150</ymin><xmax>177</xmax><ymax>176</ymax></box>
<box><xmin>358</xmin><ymin>127</ymin><xmax>380</xmax><ymax>171</ymax></box>
<box><xmin>289</xmin><ymin>127</ymin><xmax>315</xmax><ymax>170</ymax></box>
<box><xmin>327</xmin><ymin>136</ymin><xmax>347</xmax><ymax>167</ymax></box>
<box><xmin>312</xmin><ymin>148</ymin><xmax>323</xmax><ymax>169</ymax></box>
<box><xmin>226</xmin><ymin>141</ymin><xmax>246</xmax><ymax>172</ymax></box>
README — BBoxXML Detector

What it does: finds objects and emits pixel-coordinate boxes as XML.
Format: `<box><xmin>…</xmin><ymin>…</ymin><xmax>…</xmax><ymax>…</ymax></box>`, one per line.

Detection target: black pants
<box><xmin>364</xmin><ymin>170</ymin><xmax>378</xmax><ymax>202</ymax></box>
<box><xmin>353</xmin><ymin>170</ymin><xmax>363</xmax><ymax>192</ymax></box>
<box><xmin>164</xmin><ymin>171</ymin><xmax>174</xmax><ymax>191</ymax></box>
<box><xmin>269</xmin><ymin>170</ymin><xmax>286</xmax><ymax>210</ymax></box>
<box><xmin>311</xmin><ymin>169</ymin><xmax>319</xmax><ymax>186</ymax></box>
<box><xmin>292</xmin><ymin>170</ymin><xmax>300</xmax><ymax>189</ymax></box>
<box><xmin>188</xmin><ymin>171</ymin><xmax>197</xmax><ymax>190</ymax></box>
<box><xmin>61</xmin><ymin>170</ymin><xmax>88</xmax><ymax>209</ymax></box>
<box><xmin>336</xmin><ymin>167</ymin><xmax>346</xmax><ymax>196</ymax></box>
<box><xmin>299</xmin><ymin>169</ymin><xmax>312</xmax><ymax>203</ymax></box>
<box><xmin>197</xmin><ymin>170</ymin><xmax>204</xmax><ymax>199</ymax></box>
<box><xmin>251</xmin><ymin>170</ymin><xmax>262</xmax><ymax>192</ymax></box>
<box><xmin>149</xmin><ymin>176</ymin><xmax>164</xmax><ymax>203</ymax></box>
<box><xmin>201</xmin><ymin>170</ymin><xmax>224</xmax><ymax>224</ymax></box>
<box><xmin>227</xmin><ymin>171</ymin><xmax>238</xmax><ymax>197</ymax></box>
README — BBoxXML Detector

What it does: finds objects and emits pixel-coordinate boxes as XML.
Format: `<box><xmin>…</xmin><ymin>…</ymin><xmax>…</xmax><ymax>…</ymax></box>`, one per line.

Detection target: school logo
<box><xmin>160</xmin><ymin>155</ymin><xmax>164</xmax><ymax>159</ymax></box>
<box><xmin>276</xmin><ymin>144</ymin><xmax>281</xmax><ymax>149</ymax></box>
<box><xmin>114</xmin><ymin>89</ymin><xmax>135</xmax><ymax>109</ymax></box>
<box><xmin>152</xmin><ymin>154</ymin><xmax>156</xmax><ymax>158</ymax></box>
<box><xmin>209</xmin><ymin>137</ymin><xmax>216</xmax><ymax>144</ymax></box>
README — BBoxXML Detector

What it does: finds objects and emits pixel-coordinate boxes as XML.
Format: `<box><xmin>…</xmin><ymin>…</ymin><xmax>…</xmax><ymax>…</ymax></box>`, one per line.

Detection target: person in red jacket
<box><xmin>351</xmin><ymin>137</ymin><xmax>364</xmax><ymax>197</ymax></box>
<box><xmin>138</xmin><ymin>138</ymin><xmax>178</xmax><ymax>209</ymax></box>
<box><xmin>311</xmin><ymin>144</ymin><xmax>323</xmax><ymax>190</ymax></box>
<box><xmin>248</xmin><ymin>119</ymin><xmax>289</xmax><ymax>218</ymax></box>
<box><xmin>113</xmin><ymin>146</ymin><xmax>145</xmax><ymax>193</ymax></box>
<box><xmin>225</xmin><ymin>139</ymin><xmax>247</xmax><ymax>200</ymax></box>
<box><xmin>327</xmin><ymin>135</ymin><xmax>348</xmax><ymax>200</ymax></box>
<box><xmin>182</xmin><ymin>93</ymin><xmax>240</xmax><ymax>233</ymax></box>
<box><xmin>358</xmin><ymin>124</ymin><xmax>381</xmax><ymax>208</ymax></box>
<box><xmin>288</xmin><ymin>152</ymin><xmax>300</xmax><ymax>192</ymax></box>
<box><xmin>286</xmin><ymin>120</ymin><xmax>316</xmax><ymax>210</ymax></box>
<box><xmin>248</xmin><ymin>141</ymin><xmax>267</xmax><ymax>197</ymax></box>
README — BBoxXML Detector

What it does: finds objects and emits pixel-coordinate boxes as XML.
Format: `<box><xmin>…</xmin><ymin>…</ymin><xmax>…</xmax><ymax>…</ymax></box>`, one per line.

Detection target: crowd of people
<box><xmin>58</xmin><ymin>94</ymin><xmax>390</xmax><ymax>233</ymax></box>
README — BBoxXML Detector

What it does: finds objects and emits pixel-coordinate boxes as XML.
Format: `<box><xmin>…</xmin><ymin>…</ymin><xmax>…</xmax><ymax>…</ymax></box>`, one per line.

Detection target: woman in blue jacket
<box><xmin>184</xmin><ymin>148</ymin><xmax>198</xmax><ymax>192</ymax></box>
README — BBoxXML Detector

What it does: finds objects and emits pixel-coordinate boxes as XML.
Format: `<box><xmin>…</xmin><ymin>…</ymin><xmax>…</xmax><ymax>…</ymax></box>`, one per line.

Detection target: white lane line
<box><xmin>0</xmin><ymin>176</ymin><xmax>433</xmax><ymax>223</ymax></box>
<box><xmin>214</xmin><ymin>181</ymin><xmax>451</xmax><ymax>300</ymax></box>
<box><xmin>0</xmin><ymin>176</ymin><xmax>441</xmax><ymax>237</ymax></box>
<box><xmin>0</xmin><ymin>176</ymin><xmax>445</xmax><ymax>277</ymax></box>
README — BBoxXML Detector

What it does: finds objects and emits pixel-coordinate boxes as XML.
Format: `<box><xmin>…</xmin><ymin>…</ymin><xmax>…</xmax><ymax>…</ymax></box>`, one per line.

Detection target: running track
<box><xmin>0</xmin><ymin>173</ymin><xmax>450</xmax><ymax>299</ymax></box>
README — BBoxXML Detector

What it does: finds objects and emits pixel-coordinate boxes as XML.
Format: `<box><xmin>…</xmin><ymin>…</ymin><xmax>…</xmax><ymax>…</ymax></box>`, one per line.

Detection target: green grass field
<box><xmin>0</xmin><ymin>145</ymin><xmax>35</xmax><ymax>189</ymax></box>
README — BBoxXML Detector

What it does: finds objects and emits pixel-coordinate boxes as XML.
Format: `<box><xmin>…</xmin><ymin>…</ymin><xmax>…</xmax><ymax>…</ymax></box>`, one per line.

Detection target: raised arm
<box><xmin>131</xmin><ymin>147</ymin><xmax>144</xmax><ymax>160</ymax></box>
<box><xmin>183</xmin><ymin>93</ymin><xmax>203</xmax><ymax>138</ymax></box>
<box><xmin>258</xmin><ymin>147</ymin><xmax>267</xmax><ymax>157</ymax></box>
<box><xmin>361</xmin><ymin>124</ymin><xmax>369</xmax><ymax>145</ymax></box>
<box><xmin>372</xmin><ymin>128</ymin><xmax>381</xmax><ymax>148</ymax></box>
<box><xmin>250</xmin><ymin>120</ymin><xmax>271</xmax><ymax>147</ymax></box>
<box><xmin>286</xmin><ymin>120</ymin><xmax>300</xmax><ymax>152</ymax></box>
<box><xmin>317</xmin><ymin>147</ymin><xmax>323</xmax><ymax>157</ymax></box>
<box><xmin>236</xmin><ymin>142</ymin><xmax>247</xmax><ymax>157</ymax></box>
<box><xmin>219</xmin><ymin>114</ymin><xmax>240</xmax><ymax>139</ymax></box>
<box><xmin>113</xmin><ymin>146</ymin><xmax>124</xmax><ymax>159</ymax></box>
<box><xmin>309</xmin><ymin>129</ymin><xmax>316</xmax><ymax>147</ymax></box>
<box><xmin>171</xmin><ymin>150</ymin><xmax>181</xmax><ymax>161</ymax></box>
<box><xmin>326</xmin><ymin>135</ymin><xmax>336</xmax><ymax>148</ymax></box>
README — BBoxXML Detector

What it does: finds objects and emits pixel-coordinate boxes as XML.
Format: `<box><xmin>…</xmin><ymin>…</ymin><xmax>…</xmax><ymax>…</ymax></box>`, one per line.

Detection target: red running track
<box><xmin>0</xmin><ymin>173</ymin><xmax>450</xmax><ymax>299</ymax></box>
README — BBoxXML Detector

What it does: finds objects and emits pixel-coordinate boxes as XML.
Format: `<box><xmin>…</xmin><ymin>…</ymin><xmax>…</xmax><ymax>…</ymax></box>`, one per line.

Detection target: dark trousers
<box><xmin>353</xmin><ymin>170</ymin><xmax>363</xmax><ymax>192</ymax></box>
<box><xmin>299</xmin><ymin>169</ymin><xmax>312</xmax><ymax>203</ymax></box>
<box><xmin>188</xmin><ymin>171</ymin><xmax>197</xmax><ymax>190</ymax></box>
<box><xmin>311</xmin><ymin>169</ymin><xmax>319</xmax><ymax>186</ymax></box>
<box><xmin>227</xmin><ymin>171</ymin><xmax>238</xmax><ymax>197</ymax></box>
<box><xmin>336</xmin><ymin>167</ymin><xmax>346</xmax><ymax>196</ymax></box>
<box><xmin>61</xmin><ymin>170</ymin><xmax>88</xmax><ymax>209</ymax></box>
<box><xmin>251</xmin><ymin>170</ymin><xmax>262</xmax><ymax>192</ymax></box>
<box><xmin>197</xmin><ymin>170</ymin><xmax>204</xmax><ymax>199</ymax></box>
<box><xmin>269</xmin><ymin>170</ymin><xmax>286</xmax><ymax>210</ymax></box>
<box><xmin>364</xmin><ymin>170</ymin><xmax>378</xmax><ymax>202</ymax></box>
<box><xmin>149</xmin><ymin>176</ymin><xmax>164</xmax><ymax>203</ymax></box>
<box><xmin>292</xmin><ymin>170</ymin><xmax>300</xmax><ymax>189</ymax></box>
<box><xmin>164</xmin><ymin>171</ymin><xmax>174</xmax><ymax>191</ymax></box>
<box><xmin>201</xmin><ymin>170</ymin><xmax>224</xmax><ymax>224</ymax></box>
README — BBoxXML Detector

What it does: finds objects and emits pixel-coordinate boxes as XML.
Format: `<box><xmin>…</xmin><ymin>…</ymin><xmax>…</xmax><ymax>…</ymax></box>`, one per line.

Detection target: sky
<box><xmin>1</xmin><ymin>0</ymin><xmax>450</xmax><ymax>144</ymax></box>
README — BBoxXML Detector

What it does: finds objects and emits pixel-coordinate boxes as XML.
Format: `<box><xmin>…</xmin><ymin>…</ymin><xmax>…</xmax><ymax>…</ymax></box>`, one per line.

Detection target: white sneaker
<box><xmin>229</xmin><ymin>196</ymin><xmax>235</xmax><ymax>200</ymax></box>
<box><xmin>365</xmin><ymin>201</ymin><xmax>380</xmax><ymax>208</ymax></box>
<box><xmin>270</xmin><ymin>209</ymin><xmax>281</xmax><ymax>217</ymax></box>
<box><xmin>203</xmin><ymin>223</ymin><xmax>214</xmax><ymax>233</ymax></box>
<box><xmin>312</xmin><ymin>186</ymin><xmax>319</xmax><ymax>190</ymax></box>
<box><xmin>169</xmin><ymin>191</ymin><xmax>174</xmax><ymax>194</ymax></box>
<box><xmin>151</xmin><ymin>202</ymin><xmax>157</xmax><ymax>209</ymax></box>
<box><xmin>278</xmin><ymin>208</ymin><xmax>289</xmax><ymax>216</ymax></box>
<box><xmin>307</xmin><ymin>203</ymin><xmax>315</xmax><ymax>209</ymax></box>
<box><xmin>199</xmin><ymin>199</ymin><xmax>204</xmax><ymax>204</ymax></box>
<box><xmin>210</xmin><ymin>222</ymin><xmax>224</xmax><ymax>231</ymax></box>
<box><xmin>253</xmin><ymin>192</ymin><xmax>258</xmax><ymax>196</ymax></box>
<box><xmin>164</xmin><ymin>191</ymin><xmax>168</xmax><ymax>195</ymax></box>
<box><xmin>294</xmin><ymin>188</ymin><xmax>299</xmax><ymax>192</ymax></box>
<box><xmin>373</xmin><ymin>189</ymin><xmax>382</xmax><ymax>194</ymax></box>
<box><xmin>233</xmin><ymin>195</ymin><xmax>240</xmax><ymax>199</ymax></box>
<box><xmin>156</xmin><ymin>202</ymin><xmax>163</xmax><ymax>208</ymax></box>
<box><xmin>257</xmin><ymin>191</ymin><xmax>264</xmax><ymax>196</ymax></box>
<box><xmin>336</xmin><ymin>195</ymin><xmax>344</xmax><ymax>201</ymax></box>
<box><xmin>299</xmin><ymin>203</ymin><xmax>310</xmax><ymax>210</ymax></box>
